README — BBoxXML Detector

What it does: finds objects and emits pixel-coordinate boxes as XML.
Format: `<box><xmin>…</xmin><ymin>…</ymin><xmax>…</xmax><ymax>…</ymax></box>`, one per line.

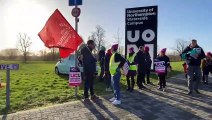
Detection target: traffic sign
<box><xmin>69</xmin><ymin>0</ymin><xmax>82</xmax><ymax>6</ymax></box>
<box><xmin>0</xmin><ymin>64</ymin><xmax>19</xmax><ymax>70</ymax></box>
<box><xmin>72</xmin><ymin>7</ymin><xmax>81</xmax><ymax>17</ymax></box>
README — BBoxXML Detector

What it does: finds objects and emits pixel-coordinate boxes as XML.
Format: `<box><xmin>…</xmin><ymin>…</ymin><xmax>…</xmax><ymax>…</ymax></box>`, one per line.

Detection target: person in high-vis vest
<box><xmin>126</xmin><ymin>47</ymin><xmax>137</xmax><ymax>92</ymax></box>
<box><xmin>109</xmin><ymin>44</ymin><xmax>126</xmax><ymax>105</ymax></box>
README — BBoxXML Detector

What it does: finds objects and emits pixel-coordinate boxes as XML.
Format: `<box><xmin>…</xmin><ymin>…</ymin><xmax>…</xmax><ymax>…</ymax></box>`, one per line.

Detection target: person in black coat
<box><xmin>135</xmin><ymin>46</ymin><xmax>147</xmax><ymax>89</ymax></box>
<box><xmin>104</xmin><ymin>49</ymin><xmax>112</xmax><ymax>91</ymax></box>
<box><xmin>154</xmin><ymin>48</ymin><xmax>171</xmax><ymax>91</ymax></box>
<box><xmin>81</xmin><ymin>40</ymin><xmax>99</xmax><ymax>101</ymax></box>
<box><xmin>181</xmin><ymin>39</ymin><xmax>205</xmax><ymax>95</ymax></box>
<box><xmin>98</xmin><ymin>46</ymin><xmax>106</xmax><ymax>82</ymax></box>
<box><xmin>144</xmin><ymin>46</ymin><xmax>152</xmax><ymax>85</ymax></box>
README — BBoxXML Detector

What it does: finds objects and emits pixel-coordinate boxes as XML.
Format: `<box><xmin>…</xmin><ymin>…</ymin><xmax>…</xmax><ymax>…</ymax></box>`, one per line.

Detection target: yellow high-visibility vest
<box><xmin>127</xmin><ymin>53</ymin><xmax>137</xmax><ymax>71</ymax></box>
<box><xmin>109</xmin><ymin>53</ymin><xmax>121</xmax><ymax>75</ymax></box>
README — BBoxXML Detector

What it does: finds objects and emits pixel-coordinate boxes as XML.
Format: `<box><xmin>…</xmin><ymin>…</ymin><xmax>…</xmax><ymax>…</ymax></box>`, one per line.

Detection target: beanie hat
<box><xmin>144</xmin><ymin>46</ymin><xmax>149</xmax><ymax>52</ymax></box>
<box><xmin>106</xmin><ymin>49</ymin><xmax>112</xmax><ymax>56</ymax></box>
<box><xmin>129</xmin><ymin>47</ymin><xmax>134</xmax><ymax>51</ymax></box>
<box><xmin>111</xmin><ymin>44</ymin><xmax>119</xmax><ymax>50</ymax></box>
<box><xmin>206</xmin><ymin>52</ymin><xmax>212</xmax><ymax>57</ymax></box>
<box><xmin>161</xmin><ymin>48</ymin><xmax>167</xmax><ymax>53</ymax></box>
<box><xmin>100</xmin><ymin>46</ymin><xmax>106</xmax><ymax>51</ymax></box>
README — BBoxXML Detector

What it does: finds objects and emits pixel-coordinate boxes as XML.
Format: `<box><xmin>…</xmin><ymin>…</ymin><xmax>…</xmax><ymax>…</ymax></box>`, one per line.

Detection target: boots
<box><xmin>203</xmin><ymin>75</ymin><xmax>209</xmax><ymax>84</ymax></box>
<box><xmin>126</xmin><ymin>77</ymin><xmax>131</xmax><ymax>91</ymax></box>
<box><xmin>127</xmin><ymin>76</ymin><xmax>135</xmax><ymax>92</ymax></box>
<box><xmin>130</xmin><ymin>82</ymin><xmax>134</xmax><ymax>92</ymax></box>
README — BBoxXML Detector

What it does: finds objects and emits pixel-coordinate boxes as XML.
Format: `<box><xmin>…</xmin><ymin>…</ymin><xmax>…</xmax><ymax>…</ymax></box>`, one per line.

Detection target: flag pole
<box><xmin>74</xmin><ymin>0</ymin><xmax>78</xmax><ymax>97</ymax></box>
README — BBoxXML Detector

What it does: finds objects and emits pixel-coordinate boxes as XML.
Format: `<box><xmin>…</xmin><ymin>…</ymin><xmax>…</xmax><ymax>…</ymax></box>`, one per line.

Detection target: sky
<box><xmin>0</xmin><ymin>0</ymin><xmax>212</xmax><ymax>53</ymax></box>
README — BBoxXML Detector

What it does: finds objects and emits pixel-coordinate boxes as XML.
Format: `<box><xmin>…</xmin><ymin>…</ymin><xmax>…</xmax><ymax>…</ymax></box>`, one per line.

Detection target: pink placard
<box><xmin>69</xmin><ymin>72</ymin><xmax>82</xmax><ymax>86</ymax></box>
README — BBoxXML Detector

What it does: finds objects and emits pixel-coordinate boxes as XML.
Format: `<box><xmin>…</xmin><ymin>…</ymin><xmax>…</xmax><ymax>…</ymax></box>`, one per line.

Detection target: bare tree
<box><xmin>39</xmin><ymin>49</ymin><xmax>47</xmax><ymax>60</ymax></box>
<box><xmin>88</xmin><ymin>25</ymin><xmax>106</xmax><ymax>53</ymax></box>
<box><xmin>114</xmin><ymin>28</ymin><xmax>122</xmax><ymax>53</ymax></box>
<box><xmin>50</xmin><ymin>48</ymin><xmax>59</xmax><ymax>61</ymax></box>
<box><xmin>17</xmin><ymin>33</ymin><xmax>32</xmax><ymax>63</ymax></box>
<box><xmin>0</xmin><ymin>48</ymin><xmax>19</xmax><ymax>60</ymax></box>
<box><xmin>173</xmin><ymin>39</ymin><xmax>189</xmax><ymax>55</ymax></box>
<box><xmin>172</xmin><ymin>39</ymin><xmax>189</xmax><ymax>55</ymax></box>
<box><xmin>167</xmin><ymin>51</ymin><xmax>181</xmax><ymax>62</ymax></box>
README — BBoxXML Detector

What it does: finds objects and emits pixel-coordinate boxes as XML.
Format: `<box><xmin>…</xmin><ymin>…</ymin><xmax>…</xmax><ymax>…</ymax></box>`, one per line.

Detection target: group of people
<box><xmin>100</xmin><ymin>45</ymin><xmax>154</xmax><ymax>92</ymax></box>
<box><xmin>80</xmin><ymin>39</ymin><xmax>171</xmax><ymax>105</ymax></box>
<box><xmin>80</xmin><ymin>39</ymin><xmax>211</xmax><ymax>105</ymax></box>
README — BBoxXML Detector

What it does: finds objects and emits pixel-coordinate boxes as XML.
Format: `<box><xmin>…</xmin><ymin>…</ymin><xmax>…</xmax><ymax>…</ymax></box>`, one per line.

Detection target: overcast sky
<box><xmin>0</xmin><ymin>0</ymin><xmax>211</xmax><ymax>53</ymax></box>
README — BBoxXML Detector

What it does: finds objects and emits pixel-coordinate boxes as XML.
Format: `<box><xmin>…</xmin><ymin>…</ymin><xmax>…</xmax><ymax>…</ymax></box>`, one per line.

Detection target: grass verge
<box><xmin>0</xmin><ymin>61</ymin><xmax>183</xmax><ymax>114</ymax></box>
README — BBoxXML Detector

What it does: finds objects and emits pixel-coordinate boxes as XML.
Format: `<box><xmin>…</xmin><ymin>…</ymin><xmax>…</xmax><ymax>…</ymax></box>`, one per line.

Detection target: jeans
<box><xmin>84</xmin><ymin>72</ymin><xmax>94</xmax><ymax>98</ymax></box>
<box><xmin>187</xmin><ymin>66</ymin><xmax>201</xmax><ymax>91</ymax></box>
<box><xmin>111</xmin><ymin>71</ymin><xmax>121</xmax><ymax>100</ymax></box>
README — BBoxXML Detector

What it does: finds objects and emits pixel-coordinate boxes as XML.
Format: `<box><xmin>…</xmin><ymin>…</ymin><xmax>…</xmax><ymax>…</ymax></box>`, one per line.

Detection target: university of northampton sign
<box><xmin>125</xmin><ymin>6</ymin><xmax>158</xmax><ymax>69</ymax></box>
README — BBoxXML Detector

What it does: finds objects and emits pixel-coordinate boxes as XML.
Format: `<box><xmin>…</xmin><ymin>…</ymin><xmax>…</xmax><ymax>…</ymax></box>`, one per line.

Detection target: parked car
<box><xmin>55</xmin><ymin>54</ymin><xmax>99</xmax><ymax>75</ymax></box>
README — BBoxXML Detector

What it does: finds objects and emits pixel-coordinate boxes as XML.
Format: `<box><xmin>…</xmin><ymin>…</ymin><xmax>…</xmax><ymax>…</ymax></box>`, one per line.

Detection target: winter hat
<box><xmin>206</xmin><ymin>52</ymin><xmax>212</xmax><ymax>57</ymax></box>
<box><xmin>144</xmin><ymin>46</ymin><xmax>149</xmax><ymax>52</ymax></box>
<box><xmin>111</xmin><ymin>44</ymin><xmax>119</xmax><ymax>50</ymax></box>
<box><xmin>100</xmin><ymin>46</ymin><xmax>106</xmax><ymax>51</ymax></box>
<box><xmin>107</xmin><ymin>49</ymin><xmax>112</xmax><ymax>56</ymax></box>
<box><xmin>129</xmin><ymin>47</ymin><xmax>134</xmax><ymax>51</ymax></box>
<box><xmin>160</xmin><ymin>48</ymin><xmax>167</xmax><ymax>53</ymax></box>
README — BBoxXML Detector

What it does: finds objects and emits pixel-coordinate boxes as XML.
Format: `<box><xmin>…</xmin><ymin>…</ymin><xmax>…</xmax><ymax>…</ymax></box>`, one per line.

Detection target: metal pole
<box><xmin>6</xmin><ymin>69</ymin><xmax>10</xmax><ymax>109</ymax></box>
<box><xmin>74</xmin><ymin>2</ymin><xmax>78</xmax><ymax>97</ymax></box>
<box><xmin>75</xmin><ymin>8</ymin><xmax>78</xmax><ymax>68</ymax></box>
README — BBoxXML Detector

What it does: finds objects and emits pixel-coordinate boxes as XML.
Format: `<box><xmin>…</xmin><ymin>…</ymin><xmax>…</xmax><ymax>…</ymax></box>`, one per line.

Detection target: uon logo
<box><xmin>127</xmin><ymin>29</ymin><xmax>155</xmax><ymax>42</ymax></box>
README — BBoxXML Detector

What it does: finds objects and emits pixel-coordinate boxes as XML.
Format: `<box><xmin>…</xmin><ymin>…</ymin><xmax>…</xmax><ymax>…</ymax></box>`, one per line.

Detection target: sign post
<box><xmin>125</xmin><ymin>6</ymin><xmax>158</xmax><ymax>70</ymax></box>
<box><xmin>69</xmin><ymin>0</ymin><xmax>82</xmax><ymax>97</ymax></box>
<box><xmin>6</xmin><ymin>69</ymin><xmax>10</xmax><ymax>108</ymax></box>
<box><xmin>0</xmin><ymin>64</ymin><xmax>19</xmax><ymax>109</ymax></box>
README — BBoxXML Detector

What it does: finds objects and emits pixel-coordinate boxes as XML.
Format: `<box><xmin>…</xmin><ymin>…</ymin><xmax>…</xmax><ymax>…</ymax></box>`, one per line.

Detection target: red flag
<box><xmin>59</xmin><ymin>48</ymin><xmax>75</xmax><ymax>58</ymax></box>
<box><xmin>38</xmin><ymin>9</ymin><xmax>82</xmax><ymax>58</ymax></box>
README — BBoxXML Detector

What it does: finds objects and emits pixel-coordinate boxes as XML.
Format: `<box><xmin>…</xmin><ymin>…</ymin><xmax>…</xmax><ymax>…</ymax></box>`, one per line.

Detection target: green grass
<box><xmin>0</xmin><ymin>61</ymin><xmax>184</xmax><ymax>115</ymax></box>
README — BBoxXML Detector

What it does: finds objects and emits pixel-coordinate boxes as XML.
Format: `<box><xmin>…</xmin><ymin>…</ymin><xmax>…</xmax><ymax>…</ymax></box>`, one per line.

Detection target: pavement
<box><xmin>1</xmin><ymin>74</ymin><xmax>212</xmax><ymax>120</ymax></box>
